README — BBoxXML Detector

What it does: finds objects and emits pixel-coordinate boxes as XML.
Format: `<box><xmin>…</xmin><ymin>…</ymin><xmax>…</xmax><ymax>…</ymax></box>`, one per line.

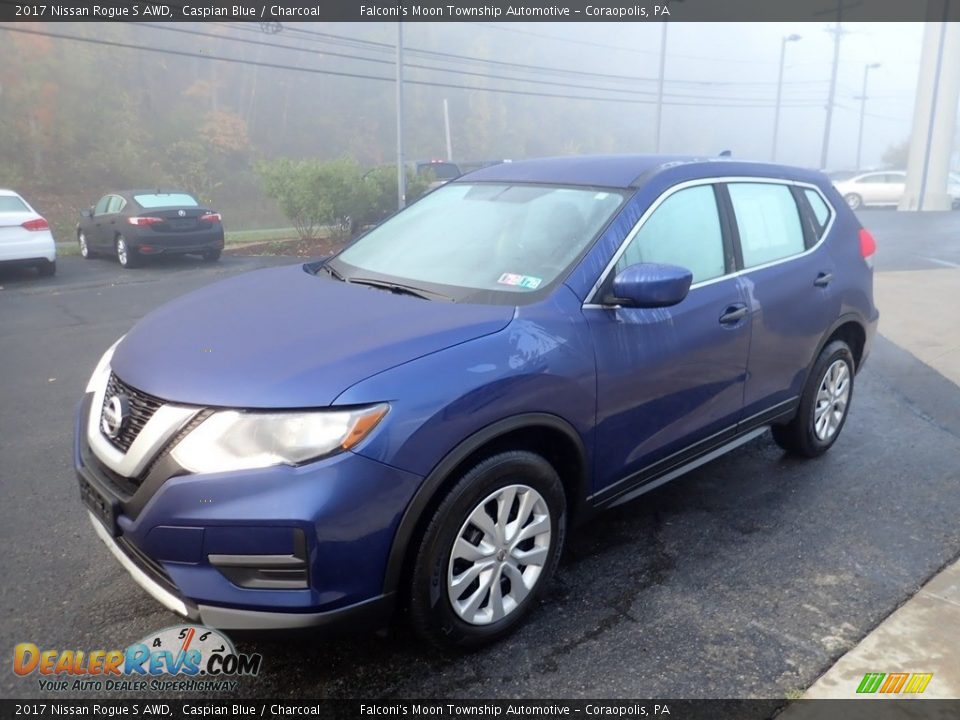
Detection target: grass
<box><xmin>224</xmin><ymin>227</ymin><xmax>299</xmax><ymax>245</ymax></box>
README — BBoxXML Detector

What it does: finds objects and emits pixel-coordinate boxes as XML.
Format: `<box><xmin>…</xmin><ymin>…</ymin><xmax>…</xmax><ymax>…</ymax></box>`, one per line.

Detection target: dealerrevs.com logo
<box><xmin>13</xmin><ymin>625</ymin><xmax>262</xmax><ymax>693</ymax></box>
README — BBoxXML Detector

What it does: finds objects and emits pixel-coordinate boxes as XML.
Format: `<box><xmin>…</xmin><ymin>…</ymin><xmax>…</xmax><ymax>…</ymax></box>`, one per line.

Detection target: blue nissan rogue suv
<box><xmin>76</xmin><ymin>156</ymin><xmax>878</xmax><ymax>648</ymax></box>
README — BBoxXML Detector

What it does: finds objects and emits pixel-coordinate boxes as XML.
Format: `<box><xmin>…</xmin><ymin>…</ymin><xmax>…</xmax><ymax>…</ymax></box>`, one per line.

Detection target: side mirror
<box><xmin>607</xmin><ymin>263</ymin><xmax>693</xmax><ymax>308</ymax></box>
<box><xmin>80</xmin><ymin>208</ymin><xmax>92</xmax><ymax>218</ymax></box>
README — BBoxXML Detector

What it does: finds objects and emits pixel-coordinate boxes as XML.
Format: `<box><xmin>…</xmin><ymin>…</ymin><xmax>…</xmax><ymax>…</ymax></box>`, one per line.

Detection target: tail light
<box><xmin>859</xmin><ymin>228</ymin><xmax>876</xmax><ymax>267</ymax></box>
<box><xmin>199</xmin><ymin>213</ymin><xmax>221</xmax><ymax>223</ymax></box>
<box><xmin>127</xmin><ymin>216</ymin><xmax>163</xmax><ymax>226</ymax></box>
<box><xmin>21</xmin><ymin>217</ymin><xmax>49</xmax><ymax>232</ymax></box>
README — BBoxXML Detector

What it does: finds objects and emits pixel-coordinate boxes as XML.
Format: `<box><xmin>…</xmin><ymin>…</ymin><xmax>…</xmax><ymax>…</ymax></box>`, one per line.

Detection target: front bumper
<box><xmin>75</xmin><ymin>391</ymin><xmax>422</xmax><ymax>632</ymax></box>
<box><xmin>86</xmin><ymin>512</ymin><xmax>394</xmax><ymax>631</ymax></box>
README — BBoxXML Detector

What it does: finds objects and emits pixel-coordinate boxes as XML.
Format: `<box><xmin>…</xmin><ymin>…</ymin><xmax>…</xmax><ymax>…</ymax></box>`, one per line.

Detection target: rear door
<box><xmin>883</xmin><ymin>172</ymin><xmax>907</xmax><ymax>205</ymax></box>
<box><xmin>584</xmin><ymin>183</ymin><xmax>751</xmax><ymax>501</ymax></box>
<box><xmin>726</xmin><ymin>181</ymin><xmax>840</xmax><ymax>421</ymax></box>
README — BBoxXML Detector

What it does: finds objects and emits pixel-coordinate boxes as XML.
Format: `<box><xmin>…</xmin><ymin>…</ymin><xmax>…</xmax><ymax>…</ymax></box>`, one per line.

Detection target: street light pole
<box><xmin>855</xmin><ymin>62</ymin><xmax>881</xmax><ymax>170</ymax></box>
<box><xmin>771</xmin><ymin>34</ymin><xmax>801</xmax><ymax>162</ymax></box>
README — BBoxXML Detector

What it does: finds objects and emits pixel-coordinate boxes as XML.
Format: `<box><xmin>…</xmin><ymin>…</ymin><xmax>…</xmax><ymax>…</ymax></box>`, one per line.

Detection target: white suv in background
<box><xmin>0</xmin><ymin>189</ymin><xmax>56</xmax><ymax>276</ymax></box>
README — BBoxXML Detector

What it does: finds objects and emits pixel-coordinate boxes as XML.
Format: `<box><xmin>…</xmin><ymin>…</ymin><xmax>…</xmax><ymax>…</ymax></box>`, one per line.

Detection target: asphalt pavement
<box><xmin>2</xmin><ymin>213</ymin><xmax>959</xmax><ymax>705</ymax></box>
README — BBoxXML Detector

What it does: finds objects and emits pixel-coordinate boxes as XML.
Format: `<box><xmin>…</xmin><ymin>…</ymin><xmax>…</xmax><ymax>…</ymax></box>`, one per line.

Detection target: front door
<box><xmin>584</xmin><ymin>183</ymin><xmax>751</xmax><ymax>500</ymax></box>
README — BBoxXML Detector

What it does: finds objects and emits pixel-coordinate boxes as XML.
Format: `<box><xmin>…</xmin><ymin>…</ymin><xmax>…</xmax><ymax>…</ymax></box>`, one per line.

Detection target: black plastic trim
<box><xmin>380</xmin><ymin>413</ymin><xmax>589</xmax><ymax>596</ymax></box>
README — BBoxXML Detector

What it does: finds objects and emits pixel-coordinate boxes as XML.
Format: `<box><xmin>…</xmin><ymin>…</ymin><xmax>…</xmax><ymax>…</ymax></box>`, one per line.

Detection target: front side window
<box><xmin>728</xmin><ymin>183</ymin><xmax>805</xmax><ymax>268</ymax></box>
<box><xmin>615</xmin><ymin>185</ymin><xmax>725</xmax><ymax>284</ymax></box>
<box><xmin>333</xmin><ymin>182</ymin><xmax>626</xmax><ymax>302</ymax></box>
<box><xmin>106</xmin><ymin>196</ymin><xmax>125</xmax><ymax>214</ymax></box>
<box><xmin>94</xmin><ymin>196</ymin><xmax>110</xmax><ymax>215</ymax></box>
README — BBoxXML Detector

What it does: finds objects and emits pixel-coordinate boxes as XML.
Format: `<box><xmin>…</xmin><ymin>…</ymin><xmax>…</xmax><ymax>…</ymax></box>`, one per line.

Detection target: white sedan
<box><xmin>0</xmin><ymin>189</ymin><xmax>56</xmax><ymax>276</ymax></box>
<box><xmin>834</xmin><ymin>170</ymin><xmax>960</xmax><ymax>210</ymax></box>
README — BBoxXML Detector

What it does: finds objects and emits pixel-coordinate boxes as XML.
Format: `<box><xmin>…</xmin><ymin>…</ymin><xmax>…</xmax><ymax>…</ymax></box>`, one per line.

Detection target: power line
<box><xmin>0</xmin><ymin>25</ymin><xmax>834</xmax><ymax>110</ymax></box>
<box><xmin>278</xmin><ymin>23</ymin><xmax>829</xmax><ymax>90</ymax></box>
<box><xmin>143</xmin><ymin>23</ymin><xmax>830</xmax><ymax>104</ymax></box>
<box><xmin>220</xmin><ymin>21</ymin><xmax>832</xmax><ymax>92</ymax></box>
<box><xmin>467</xmin><ymin>22</ymin><xmax>791</xmax><ymax>68</ymax></box>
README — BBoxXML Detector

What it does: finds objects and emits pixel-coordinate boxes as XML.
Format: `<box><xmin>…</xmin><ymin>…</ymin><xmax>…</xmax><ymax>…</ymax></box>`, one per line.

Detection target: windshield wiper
<box><xmin>347</xmin><ymin>277</ymin><xmax>452</xmax><ymax>301</ymax></box>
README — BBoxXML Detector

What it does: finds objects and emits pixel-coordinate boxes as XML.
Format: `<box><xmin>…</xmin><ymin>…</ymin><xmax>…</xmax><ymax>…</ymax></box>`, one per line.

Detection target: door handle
<box><xmin>719</xmin><ymin>304</ymin><xmax>748</xmax><ymax>325</ymax></box>
<box><xmin>814</xmin><ymin>272</ymin><xmax>834</xmax><ymax>288</ymax></box>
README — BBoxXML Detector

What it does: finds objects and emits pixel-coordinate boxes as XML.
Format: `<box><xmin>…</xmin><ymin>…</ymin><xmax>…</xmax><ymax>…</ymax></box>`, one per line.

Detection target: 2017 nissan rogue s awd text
<box><xmin>76</xmin><ymin>156</ymin><xmax>878</xmax><ymax>648</ymax></box>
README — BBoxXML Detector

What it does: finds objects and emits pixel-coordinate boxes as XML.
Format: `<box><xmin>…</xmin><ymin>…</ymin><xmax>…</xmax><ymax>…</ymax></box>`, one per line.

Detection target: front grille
<box><xmin>101</xmin><ymin>373</ymin><xmax>164</xmax><ymax>453</ymax></box>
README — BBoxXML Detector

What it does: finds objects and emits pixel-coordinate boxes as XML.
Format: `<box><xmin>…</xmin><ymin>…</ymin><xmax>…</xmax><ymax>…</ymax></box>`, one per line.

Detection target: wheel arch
<box><xmin>382</xmin><ymin>412</ymin><xmax>590</xmax><ymax>598</ymax></box>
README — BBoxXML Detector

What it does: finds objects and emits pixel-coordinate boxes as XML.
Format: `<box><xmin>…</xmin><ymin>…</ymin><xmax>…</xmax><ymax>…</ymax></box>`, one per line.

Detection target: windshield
<box><xmin>134</xmin><ymin>193</ymin><xmax>199</xmax><ymax>208</ymax></box>
<box><xmin>0</xmin><ymin>196</ymin><xmax>29</xmax><ymax>213</ymax></box>
<box><xmin>333</xmin><ymin>182</ymin><xmax>626</xmax><ymax>302</ymax></box>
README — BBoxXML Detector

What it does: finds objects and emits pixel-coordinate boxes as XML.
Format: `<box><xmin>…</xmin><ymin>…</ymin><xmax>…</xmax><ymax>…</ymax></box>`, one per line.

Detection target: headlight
<box><xmin>170</xmin><ymin>404</ymin><xmax>389</xmax><ymax>474</ymax></box>
<box><xmin>85</xmin><ymin>336</ymin><xmax>124</xmax><ymax>393</ymax></box>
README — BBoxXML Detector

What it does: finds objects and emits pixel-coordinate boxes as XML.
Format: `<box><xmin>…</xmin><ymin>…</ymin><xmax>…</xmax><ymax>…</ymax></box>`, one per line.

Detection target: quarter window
<box><xmin>615</xmin><ymin>185</ymin><xmax>725</xmax><ymax>284</ymax></box>
<box><xmin>728</xmin><ymin>183</ymin><xmax>805</xmax><ymax>268</ymax></box>
<box><xmin>803</xmin><ymin>188</ymin><xmax>832</xmax><ymax>234</ymax></box>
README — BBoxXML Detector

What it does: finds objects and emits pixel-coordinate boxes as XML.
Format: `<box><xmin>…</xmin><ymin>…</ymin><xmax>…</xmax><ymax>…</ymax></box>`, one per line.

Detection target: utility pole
<box><xmin>855</xmin><ymin>63</ymin><xmax>881</xmax><ymax>169</ymax></box>
<box><xmin>771</xmin><ymin>34</ymin><xmax>801</xmax><ymax>162</ymax></box>
<box><xmin>816</xmin><ymin>0</ymin><xmax>860</xmax><ymax>170</ymax></box>
<box><xmin>443</xmin><ymin>99</ymin><xmax>453</xmax><ymax>162</ymax></box>
<box><xmin>654</xmin><ymin>22</ymin><xmax>668</xmax><ymax>153</ymax></box>
<box><xmin>396</xmin><ymin>22</ymin><xmax>406</xmax><ymax>210</ymax></box>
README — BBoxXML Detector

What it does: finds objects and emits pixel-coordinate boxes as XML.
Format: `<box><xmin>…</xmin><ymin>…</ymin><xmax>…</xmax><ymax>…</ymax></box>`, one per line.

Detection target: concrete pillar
<box><xmin>899</xmin><ymin>20</ymin><xmax>960</xmax><ymax>211</ymax></box>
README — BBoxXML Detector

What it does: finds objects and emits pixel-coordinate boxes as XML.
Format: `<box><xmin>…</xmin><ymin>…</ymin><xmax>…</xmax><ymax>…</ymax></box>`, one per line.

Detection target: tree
<box><xmin>882</xmin><ymin>139</ymin><xmax>910</xmax><ymax>169</ymax></box>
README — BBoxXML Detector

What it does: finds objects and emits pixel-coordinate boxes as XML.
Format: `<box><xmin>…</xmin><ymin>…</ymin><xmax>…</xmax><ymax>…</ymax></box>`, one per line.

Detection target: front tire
<box><xmin>408</xmin><ymin>451</ymin><xmax>566</xmax><ymax>649</ymax></box>
<box><xmin>78</xmin><ymin>231</ymin><xmax>94</xmax><ymax>259</ymax></box>
<box><xmin>116</xmin><ymin>235</ymin><xmax>139</xmax><ymax>268</ymax></box>
<box><xmin>772</xmin><ymin>340</ymin><xmax>855</xmax><ymax>458</ymax></box>
<box><xmin>36</xmin><ymin>259</ymin><xmax>56</xmax><ymax>277</ymax></box>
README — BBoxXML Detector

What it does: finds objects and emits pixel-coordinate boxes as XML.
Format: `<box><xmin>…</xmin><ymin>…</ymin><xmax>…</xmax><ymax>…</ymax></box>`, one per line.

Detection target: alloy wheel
<box><xmin>79</xmin><ymin>232</ymin><xmax>89</xmax><ymax>258</ymax></box>
<box><xmin>814</xmin><ymin>359</ymin><xmax>850</xmax><ymax>441</ymax></box>
<box><xmin>116</xmin><ymin>237</ymin><xmax>128</xmax><ymax>266</ymax></box>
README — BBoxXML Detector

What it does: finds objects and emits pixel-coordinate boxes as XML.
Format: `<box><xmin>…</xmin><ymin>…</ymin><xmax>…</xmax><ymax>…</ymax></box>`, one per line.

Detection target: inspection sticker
<box><xmin>498</xmin><ymin>273</ymin><xmax>543</xmax><ymax>290</ymax></box>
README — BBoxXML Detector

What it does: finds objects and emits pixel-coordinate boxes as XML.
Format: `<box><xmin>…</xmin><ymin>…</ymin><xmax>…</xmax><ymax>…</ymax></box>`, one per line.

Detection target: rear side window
<box><xmin>615</xmin><ymin>185</ymin><xmax>726</xmax><ymax>284</ymax></box>
<box><xmin>134</xmin><ymin>193</ymin><xmax>198</xmax><ymax>208</ymax></box>
<box><xmin>728</xmin><ymin>183</ymin><xmax>805</xmax><ymax>268</ymax></box>
<box><xmin>0</xmin><ymin>196</ymin><xmax>29</xmax><ymax>213</ymax></box>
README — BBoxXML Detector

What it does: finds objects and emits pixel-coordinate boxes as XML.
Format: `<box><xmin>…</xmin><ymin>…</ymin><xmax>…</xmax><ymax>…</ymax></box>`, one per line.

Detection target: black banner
<box><xmin>0</xmin><ymin>0</ymin><xmax>958</xmax><ymax>23</ymax></box>
<box><xmin>2</xmin><ymin>700</ymin><xmax>960</xmax><ymax>720</ymax></box>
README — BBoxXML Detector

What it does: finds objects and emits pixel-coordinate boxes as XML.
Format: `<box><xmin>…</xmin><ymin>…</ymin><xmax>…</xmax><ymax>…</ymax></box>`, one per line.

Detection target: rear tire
<box><xmin>116</xmin><ymin>235</ymin><xmax>139</xmax><ymax>268</ymax></box>
<box><xmin>772</xmin><ymin>340</ymin><xmax>855</xmax><ymax>458</ymax></box>
<box><xmin>202</xmin><ymin>249</ymin><xmax>222</xmax><ymax>263</ymax></box>
<box><xmin>408</xmin><ymin>451</ymin><xmax>566</xmax><ymax>650</ymax></box>
<box><xmin>36</xmin><ymin>260</ymin><xmax>56</xmax><ymax>277</ymax></box>
<box><xmin>844</xmin><ymin>193</ymin><xmax>863</xmax><ymax>210</ymax></box>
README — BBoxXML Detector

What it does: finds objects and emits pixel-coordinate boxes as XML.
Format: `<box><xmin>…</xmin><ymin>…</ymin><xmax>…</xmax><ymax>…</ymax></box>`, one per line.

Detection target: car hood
<box><xmin>111</xmin><ymin>264</ymin><xmax>514</xmax><ymax>408</ymax></box>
